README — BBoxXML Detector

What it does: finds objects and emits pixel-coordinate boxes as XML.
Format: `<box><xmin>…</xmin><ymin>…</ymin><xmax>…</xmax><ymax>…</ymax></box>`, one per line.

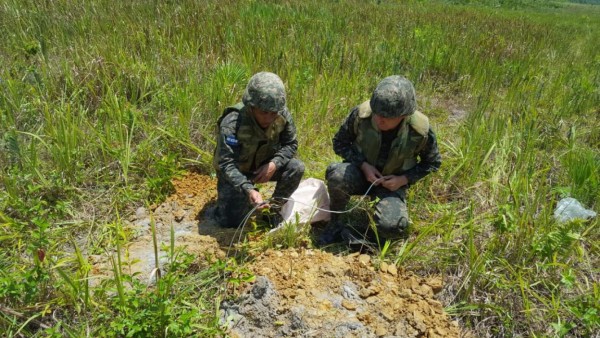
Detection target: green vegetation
<box><xmin>570</xmin><ymin>0</ymin><xmax>600</xmax><ymax>4</ymax></box>
<box><xmin>1</xmin><ymin>0</ymin><xmax>598</xmax><ymax>336</ymax></box>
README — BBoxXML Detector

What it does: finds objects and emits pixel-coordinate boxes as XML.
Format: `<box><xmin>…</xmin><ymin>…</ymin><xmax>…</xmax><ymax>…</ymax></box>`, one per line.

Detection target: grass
<box><xmin>1</xmin><ymin>0</ymin><xmax>599</xmax><ymax>336</ymax></box>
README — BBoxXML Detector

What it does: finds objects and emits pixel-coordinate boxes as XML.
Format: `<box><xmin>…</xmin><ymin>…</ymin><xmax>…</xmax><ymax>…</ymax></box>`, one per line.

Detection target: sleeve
<box><xmin>270</xmin><ymin>109</ymin><xmax>299</xmax><ymax>170</ymax></box>
<box><xmin>215</xmin><ymin>113</ymin><xmax>255</xmax><ymax>194</ymax></box>
<box><xmin>332</xmin><ymin>108</ymin><xmax>367</xmax><ymax>166</ymax></box>
<box><xmin>403</xmin><ymin>127</ymin><xmax>442</xmax><ymax>186</ymax></box>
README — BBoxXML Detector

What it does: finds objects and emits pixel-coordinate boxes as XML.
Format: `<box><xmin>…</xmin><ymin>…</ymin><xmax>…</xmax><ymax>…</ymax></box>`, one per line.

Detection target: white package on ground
<box><xmin>553</xmin><ymin>197</ymin><xmax>597</xmax><ymax>223</ymax></box>
<box><xmin>271</xmin><ymin>178</ymin><xmax>330</xmax><ymax>233</ymax></box>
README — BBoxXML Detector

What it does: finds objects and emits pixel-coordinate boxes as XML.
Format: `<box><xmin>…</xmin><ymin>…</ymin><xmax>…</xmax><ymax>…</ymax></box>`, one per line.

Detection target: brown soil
<box><xmin>90</xmin><ymin>172</ymin><xmax>464</xmax><ymax>336</ymax></box>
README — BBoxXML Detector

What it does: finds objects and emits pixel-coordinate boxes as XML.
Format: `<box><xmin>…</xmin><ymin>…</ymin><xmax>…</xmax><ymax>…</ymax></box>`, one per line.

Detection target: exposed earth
<box><xmin>90</xmin><ymin>172</ymin><xmax>464</xmax><ymax>337</ymax></box>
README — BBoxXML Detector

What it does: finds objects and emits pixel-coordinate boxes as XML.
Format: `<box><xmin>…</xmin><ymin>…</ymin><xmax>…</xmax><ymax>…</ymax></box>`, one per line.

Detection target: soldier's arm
<box><xmin>216</xmin><ymin>113</ymin><xmax>255</xmax><ymax>193</ymax></box>
<box><xmin>332</xmin><ymin>108</ymin><xmax>367</xmax><ymax>166</ymax></box>
<box><xmin>270</xmin><ymin>109</ymin><xmax>298</xmax><ymax>170</ymax></box>
<box><xmin>403</xmin><ymin>127</ymin><xmax>442</xmax><ymax>186</ymax></box>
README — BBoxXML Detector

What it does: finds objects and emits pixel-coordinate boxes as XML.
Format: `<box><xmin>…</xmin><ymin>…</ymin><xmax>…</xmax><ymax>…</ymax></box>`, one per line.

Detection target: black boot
<box><xmin>316</xmin><ymin>221</ymin><xmax>344</xmax><ymax>246</ymax></box>
<box><xmin>341</xmin><ymin>227</ymin><xmax>375</xmax><ymax>253</ymax></box>
<box><xmin>261</xmin><ymin>210</ymin><xmax>284</xmax><ymax>227</ymax></box>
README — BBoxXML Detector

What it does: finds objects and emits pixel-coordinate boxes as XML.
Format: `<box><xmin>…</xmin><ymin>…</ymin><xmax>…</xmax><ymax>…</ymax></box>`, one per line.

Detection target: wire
<box><xmin>218</xmin><ymin>177</ymin><xmax>387</xmax><ymax>290</ymax></box>
<box><xmin>226</xmin><ymin>203</ymin><xmax>262</xmax><ymax>258</ymax></box>
<box><xmin>274</xmin><ymin>177</ymin><xmax>385</xmax><ymax>214</ymax></box>
<box><xmin>225</xmin><ymin>176</ymin><xmax>385</xmax><ymax>254</ymax></box>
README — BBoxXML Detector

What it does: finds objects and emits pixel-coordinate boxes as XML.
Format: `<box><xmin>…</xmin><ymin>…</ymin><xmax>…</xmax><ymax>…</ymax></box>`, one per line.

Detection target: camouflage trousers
<box><xmin>325</xmin><ymin>162</ymin><xmax>409</xmax><ymax>240</ymax></box>
<box><xmin>215</xmin><ymin>158</ymin><xmax>305</xmax><ymax>228</ymax></box>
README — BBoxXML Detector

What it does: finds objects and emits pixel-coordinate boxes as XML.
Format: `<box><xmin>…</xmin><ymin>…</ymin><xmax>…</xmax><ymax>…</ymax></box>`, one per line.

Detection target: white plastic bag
<box><xmin>553</xmin><ymin>197</ymin><xmax>597</xmax><ymax>223</ymax></box>
<box><xmin>271</xmin><ymin>178</ymin><xmax>330</xmax><ymax>233</ymax></box>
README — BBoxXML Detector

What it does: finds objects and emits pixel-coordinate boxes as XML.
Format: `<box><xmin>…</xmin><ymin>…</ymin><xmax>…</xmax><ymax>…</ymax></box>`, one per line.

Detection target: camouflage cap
<box><xmin>242</xmin><ymin>72</ymin><xmax>286</xmax><ymax>113</ymax></box>
<box><xmin>370</xmin><ymin>75</ymin><xmax>416</xmax><ymax>118</ymax></box>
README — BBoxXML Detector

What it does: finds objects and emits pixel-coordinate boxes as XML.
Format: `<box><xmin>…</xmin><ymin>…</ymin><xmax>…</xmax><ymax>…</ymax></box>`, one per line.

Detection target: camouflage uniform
<box><xmin>325</xmin><ymin>76</ymin><xmax>441</xmax><ymax>241</ymax></box>
<box><xmin>211</xmin><ymin>72</ymin><xmax>304</xmax><ymax>228</ymax></box>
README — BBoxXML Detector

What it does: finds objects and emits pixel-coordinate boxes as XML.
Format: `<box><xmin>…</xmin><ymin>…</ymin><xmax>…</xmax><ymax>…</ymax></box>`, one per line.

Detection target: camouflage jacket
<box><xmin>332</xmin><ymin>104</ymin><xmax>442</xmax><ymax>186</ymax></box>
<box><xmin>213</xmin><ymin>103</ymin><xmax>299</xmax><ymax>194</ymax></box>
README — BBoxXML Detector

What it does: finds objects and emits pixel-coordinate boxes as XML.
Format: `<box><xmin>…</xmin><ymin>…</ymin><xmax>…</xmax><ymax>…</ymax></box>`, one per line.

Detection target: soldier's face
<box><xmin>373</xmin><ymin>114</ymin><xmax>405</xmax><ymax>131</ymax></box>
<box><xmin>252</xmin><ymin>107</ymin><xmax>279</xmax><ymax>129</ymax></box>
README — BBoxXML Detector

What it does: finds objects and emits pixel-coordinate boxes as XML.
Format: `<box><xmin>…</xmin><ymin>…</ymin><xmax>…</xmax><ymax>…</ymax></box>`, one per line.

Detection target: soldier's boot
<box><xmin>316</xmin><ymin>218</ymin><xmax>344</xmax><ymax>246</ymax></box>
<box><xmin>341</xmin><ymin>227</ymin><xmax>375</xmax><ymax>254</ymax></box>
<box><xmin>202</xmin><ymin>204</ymin><xmax>243</xmax><ymax>229</ymax></box>
<box><xmin>259</xmin><ymin>199</ymin><xmax>285</xmax><ymax>227</ymax></box>
<box><xmin>261</xmin><ymin>210</ymin><xmax>284</xmax><ymax>227</ymax></box>
<box><xmin>200</xmin><ymin>205</ymin><xmax>221</xmax><ymax>227</ymax></box>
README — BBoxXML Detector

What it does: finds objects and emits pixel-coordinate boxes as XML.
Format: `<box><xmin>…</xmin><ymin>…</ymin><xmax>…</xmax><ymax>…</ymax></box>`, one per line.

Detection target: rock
<box><xmin>387</xmin><ymin>264</ymin><xmax>398</xmax><ymax>276</ymax></box>
<box><xmin>135</xmin><ymin>207</ymin><xmax>148</xmax><ymax>219</ymax></box>
<box><xmin>134</xmin><ymin>218</ymin><xmax>151</xmax><ymax>227</ymax></box>
<box><xmin>289</xmin><ymin>307</ymin><xmax>306</xmax><ymax>330</ymax></box>
<box><xmin>341</xmin><ymin>282</ymin><xmax>360</xmax><ymax>300</ymax></box>
<box><xmin>429</xmin><ymin>277</ymin><xmax>443</xmax><ymax>293</ymax></box>
<box><xmin>356</xmin><ymin>311</ymin><xmax>371</xmax><ymax>323</ymax></box>
<box><xmin>359</xmin><ymin>285</ymin><xmax>381</xmax><ymax>298</ymax></box>
<box><xmin>375</xmin><ymin>326</ymin><xmax>387</xmax><ymax>336</ymax></box>
<box><xmin>251</xmin><ymin>276</ymin><xmax>273</xmax><ymax>299</ymax></box>
<box><xmin>358</xmin><ymin>254</ymin><xmax>370</xmax><ymax>265</ymax></box>
<box><xmin>381</xmin><ymin>309</ymin><xmax>395</xmax><ymax>321</ymax></box>
<box><xmin>420</xmin><ymin>284</ymin><xmax>434</xmax><ymax>297</ymax></box>
<box><xmin>399</xmin><ymin>288</ymin><xmax>412</xmax><ymax>298</ymax></box>
<box><xmin>412</xmin><ymin>310</ymin><xmax>427</xmax><ymax>333</ymax></box>
<box><xmin>341</xmin><ymin>299</ymin><xmax>357</xmax><ymax>310</ymax></box>
<box><xmin>395</xmin><ymin>319</ymin><xmax>419</xmax><ymax>337</ymax></box>
<box><xmin>427</xmin><ymin>299</ymin><xmax>443</xmax><ymax>313</ymax></box>
<box><xmin>174</xmin><ymin>209</ymin><xmax>186</xmax><ymax>222</ymax></box>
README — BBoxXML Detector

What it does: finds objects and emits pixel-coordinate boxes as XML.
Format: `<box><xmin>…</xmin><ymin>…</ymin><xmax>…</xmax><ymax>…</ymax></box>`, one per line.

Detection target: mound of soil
<box><xmin>90</xmin><ymin>172</ymin><xmax>463</xmax><ymax>336</ymax></box>
<box><xmin>221</xmin><ymin>248</ymin><xmax>460</xmax><ymax>337</ymax></box>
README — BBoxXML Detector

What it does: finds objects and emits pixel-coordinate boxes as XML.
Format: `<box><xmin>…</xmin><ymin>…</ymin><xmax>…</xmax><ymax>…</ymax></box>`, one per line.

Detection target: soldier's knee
<box><xmin>291</xmin><ymin>159</ymin><xmax>305</xmax><ymax>177</ymax></box>
<box><xmin>325</xmin><ymin>163</ymin><xmax>346</xmax><ymax>187</ymax></box>
<box><xmin>281</xmin><ymin>158</ymin><xmax>304</xmax><ymax>179</ymax></box>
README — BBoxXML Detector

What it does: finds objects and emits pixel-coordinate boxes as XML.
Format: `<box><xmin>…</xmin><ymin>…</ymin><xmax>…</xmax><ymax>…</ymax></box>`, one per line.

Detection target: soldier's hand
<box><xmin>381</xmin><ymin>175</ymin><xmax>408</xmax><ymax>191</ymax></box>
<box><xmin>360</xmin><ymin>162</ymin><xmax>383</xmax><ymax>184</ymax></box>
<box><xmin>247</xmin><ymin>189</ymin><xmax>269</xmax><ymax>209</ymax></box>
<box><xmin>253</xmin><ymin>162</ymin><xmax>277</xmax><ymax>183</ymax></box>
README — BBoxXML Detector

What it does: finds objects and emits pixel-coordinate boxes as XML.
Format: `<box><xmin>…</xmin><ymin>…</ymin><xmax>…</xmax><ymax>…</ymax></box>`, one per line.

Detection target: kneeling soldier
<box><xmin>320</xmin><ymin>75</ymin><xmax>441</xmax><ymax>246</ymax></box>
<box><xmin>208</xmin><ymin>72</ymin><xmax>304</xmax><ymax>228</ymax></box>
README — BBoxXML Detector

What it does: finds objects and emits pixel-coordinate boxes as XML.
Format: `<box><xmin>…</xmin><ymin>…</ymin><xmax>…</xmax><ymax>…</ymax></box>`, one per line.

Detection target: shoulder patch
<box><xmin>357</xmin><ymin>100</ymin><xmax>372</xmax><ymax>119</ymax></box>
<box><xmin>409</xmin><ymin>110</ymin><xmax>429</xmax><ymax>136</ymax></box>
<box><xmin>225</xmin><ymin>135</ymin><xmax>239</xmax><ymax>146</ymax></box>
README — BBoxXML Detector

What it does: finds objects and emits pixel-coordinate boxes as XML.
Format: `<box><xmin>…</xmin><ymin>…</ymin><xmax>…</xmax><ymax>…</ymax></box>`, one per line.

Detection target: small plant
<box><xmin>145</xmin><ymin>153</ymin><xmax>181</xmax><ymax>203</ymax></box>
<box><xmin>263</xmin><ymin>212</ymin><xmax>312</xmax><ymax>250</ymax></box>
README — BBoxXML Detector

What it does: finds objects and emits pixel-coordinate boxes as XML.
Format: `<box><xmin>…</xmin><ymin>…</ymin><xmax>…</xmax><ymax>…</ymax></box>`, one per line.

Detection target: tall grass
<box><xmin>1</xmin><ymin>0</ymin><xmax>599</xmax><ymax>336</ymax></box>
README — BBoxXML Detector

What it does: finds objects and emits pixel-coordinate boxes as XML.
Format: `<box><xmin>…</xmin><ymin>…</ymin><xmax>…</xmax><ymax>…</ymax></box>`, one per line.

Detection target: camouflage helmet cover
<box><xmin>242</xmin><ymin>72</ymin><xmax>286</xmax><ymax>113</ymax></box>
<box><xmin>370</xmin><ymin>75</ymin><xmax>416</xmax><ymax>118</ymax></box>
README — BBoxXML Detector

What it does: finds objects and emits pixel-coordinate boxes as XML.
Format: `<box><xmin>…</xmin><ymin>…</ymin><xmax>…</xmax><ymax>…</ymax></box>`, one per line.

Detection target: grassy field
<box><xmin>1</xmin><ymin>0</ymin><xmax>599</xmax><ymax>336</ymax></box>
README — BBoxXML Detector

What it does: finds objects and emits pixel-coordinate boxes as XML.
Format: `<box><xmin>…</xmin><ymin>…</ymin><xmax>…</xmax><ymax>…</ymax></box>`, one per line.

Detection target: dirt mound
<box><xmin>90</xmin><ymin>172</ymin><xmax>462</xmax><ymax>336</ymax></box>
<box><xmin>222</xmin><ymin>248</ymin><xmax>460</xmax><ymax>338</ymax></box>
